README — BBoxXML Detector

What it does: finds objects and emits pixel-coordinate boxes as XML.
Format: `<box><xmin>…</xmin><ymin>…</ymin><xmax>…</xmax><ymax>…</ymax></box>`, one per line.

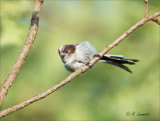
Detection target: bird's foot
<box><xmin>94</xmin><ymin>53</ymin><xmax>102</xmax><ymax>58</ymax></box>
<box><xmin>86</xmin><ymin>62</ymin><xmax>92</xmax><ymax>68</ymax></box>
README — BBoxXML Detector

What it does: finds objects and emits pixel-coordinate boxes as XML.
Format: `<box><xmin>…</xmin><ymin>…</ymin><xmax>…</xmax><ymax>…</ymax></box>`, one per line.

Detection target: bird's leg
<box><xmin>86</xmin><ymin>54</ymin><xmax>102</xmax><ymax>68</ymax></box>
<box><xmin>86</xmin><ymin>62</ymin><xmax>92</xmax><ymax>68</ymax></box>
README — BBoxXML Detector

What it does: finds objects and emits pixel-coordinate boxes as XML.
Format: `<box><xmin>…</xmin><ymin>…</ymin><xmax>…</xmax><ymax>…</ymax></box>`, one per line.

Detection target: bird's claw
<box><xmin>86</xmin><ymin>62</ymin><xmax>92</xmax><ymax>68</ymax></box>
<box><xmin>94</xmin><ymin>54</ymin><xmax>102</xmax><ymax>58</ymax></box>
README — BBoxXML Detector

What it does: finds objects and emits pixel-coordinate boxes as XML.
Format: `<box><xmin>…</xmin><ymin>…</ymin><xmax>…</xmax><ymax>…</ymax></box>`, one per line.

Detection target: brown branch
<box><xmin>144</xmin><ymin>0</ymin><xmax>160</xmax><ymax>24</ymax></box>
<box><xmin>0</xmin><ymin>11</ymin><xmax>159</xmax><ymax>118</ymax></box>
<box><xmin>0</xmin><ymin>0</ymin><xmax>44</xmax><ymax>108</ymax></box>
<box><xmin>144</xmin><ymin>0</ymin><xmax>149</xmax><ymax>18</ymax></box>
<box><xmin>152</xmin><ymin>17</ymin><xmax>160</xmax><ymax>25</ymax></box>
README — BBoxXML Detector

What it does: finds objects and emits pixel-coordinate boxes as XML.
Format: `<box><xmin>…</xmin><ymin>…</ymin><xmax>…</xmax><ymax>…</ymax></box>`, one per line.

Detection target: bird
<box><xmin>58</xmin><ymin>41</ymin><xmax>139</xmax><ymax>73</ymax></box>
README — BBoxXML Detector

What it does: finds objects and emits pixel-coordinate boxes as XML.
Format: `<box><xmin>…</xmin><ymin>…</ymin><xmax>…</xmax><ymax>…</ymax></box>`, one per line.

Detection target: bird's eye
<box><xmin>65</xmin><ymin>50</ymin><xmax>69</xmax><ymax>53</ymax></box>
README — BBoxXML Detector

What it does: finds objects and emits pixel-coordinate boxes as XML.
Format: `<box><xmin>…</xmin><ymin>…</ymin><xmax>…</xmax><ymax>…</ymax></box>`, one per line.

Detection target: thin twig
<box><xmin>144</xmin><ymin>0</ymin><xmax>149</xmax><ymax>18</ymax></box>
<box><xmin>0</xmin><ymin>11</ymin><xmax>159</xmax><ymax>118</ymax></box>
<box><xmin>0</xmin><ymin>0</ymin><xmax>44</xmax><ymax>108</ymax></box>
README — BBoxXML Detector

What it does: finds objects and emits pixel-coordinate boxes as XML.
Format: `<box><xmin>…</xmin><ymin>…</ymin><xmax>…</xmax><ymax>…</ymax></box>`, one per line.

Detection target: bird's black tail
<box><xmin>100</xmin><ymin>54</ymin><xmax>139</xmax><ymax>73</ymax></box>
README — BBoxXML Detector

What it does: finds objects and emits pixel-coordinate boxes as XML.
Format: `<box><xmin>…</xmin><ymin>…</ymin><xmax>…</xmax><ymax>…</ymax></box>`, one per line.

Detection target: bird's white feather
<box><xmin>75</xmin><ymin>41</ymin><xmax>97</xmax><ymax>64</ymax></box>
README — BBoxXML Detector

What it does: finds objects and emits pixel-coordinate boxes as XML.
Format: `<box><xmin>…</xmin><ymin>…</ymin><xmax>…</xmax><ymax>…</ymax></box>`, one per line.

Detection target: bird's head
<box><xmin>58</xmin><ymin>44</ymin><xmax>77</xmax><ymax>63</ymax></box>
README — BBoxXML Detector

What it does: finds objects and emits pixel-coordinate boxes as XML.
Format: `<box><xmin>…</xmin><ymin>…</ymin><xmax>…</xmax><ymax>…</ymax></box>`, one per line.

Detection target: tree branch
<box><xmin>0</xmin><ymin>11</ymin><xmax>159</xmax><ymax>118</ymax></box>
<box><xmin>144</xmin><ymin>0</ymin><xmax>160</xmax><ymax>25</ymax></box>
<box><xmin>152</xmin><ymin>17</ymin><xmax>160</xmax><ymax>25</ymax></box>
<box><xmin>0</xmin><ymin>0</ymin><xmax>44</xmax><ymax>108</ymax></box>
<box><xmin>144</xmin><ymin>0</ymin><xmax>149</xmax><ymax>18</ymax></box>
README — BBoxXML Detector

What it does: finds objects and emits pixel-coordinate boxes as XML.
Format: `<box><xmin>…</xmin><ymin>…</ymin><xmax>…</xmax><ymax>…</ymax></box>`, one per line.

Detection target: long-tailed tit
<box><xmin>58</xmin><ymin>41</ymin><xmax>139</xmax><ymax>73</ymax></box>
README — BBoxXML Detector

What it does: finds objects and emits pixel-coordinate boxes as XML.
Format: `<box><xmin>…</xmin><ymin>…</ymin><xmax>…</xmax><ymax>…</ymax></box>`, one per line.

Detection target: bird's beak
<box><xmin>60</xmin><ymin>55</ymin><xmax>65</xmax><ymax>59</ymax></box>
<box><xmin>60</xmin><ymin>54</ymin><xmax>66</xmax><ymax>63</ymax></box>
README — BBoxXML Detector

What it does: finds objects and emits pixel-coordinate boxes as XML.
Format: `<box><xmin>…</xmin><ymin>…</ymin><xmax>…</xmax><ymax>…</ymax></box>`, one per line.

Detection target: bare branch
<box><xmin>144</xmin><ymin>0</ymin><xmax>160</xmax><ymax>25</ymax></box>
<box><xmin>152</xmin><ymin>17</ymin><xmax>160</xmax><ymax>25</ymax></box>
<box><xmin>0</xmin><ymin>0</ymin><xmax>44</xmax><ymax>108</ymax></box>
<box><xmin>144</xmin><ymin>0</ymin><xmax>149</xmax><ymax>18</ymax></box>
<box><xmin>0</xmin><ymin>11</ymin><xmax>159</xmax><ymax>118</ymax></box>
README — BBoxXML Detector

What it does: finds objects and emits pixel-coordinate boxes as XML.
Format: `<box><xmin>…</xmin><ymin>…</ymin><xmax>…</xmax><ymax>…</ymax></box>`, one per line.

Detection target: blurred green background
<box><xmin>0</xmin><ymin>0</ymin><xmax>159</xmax><ymax>121</ymax></box>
